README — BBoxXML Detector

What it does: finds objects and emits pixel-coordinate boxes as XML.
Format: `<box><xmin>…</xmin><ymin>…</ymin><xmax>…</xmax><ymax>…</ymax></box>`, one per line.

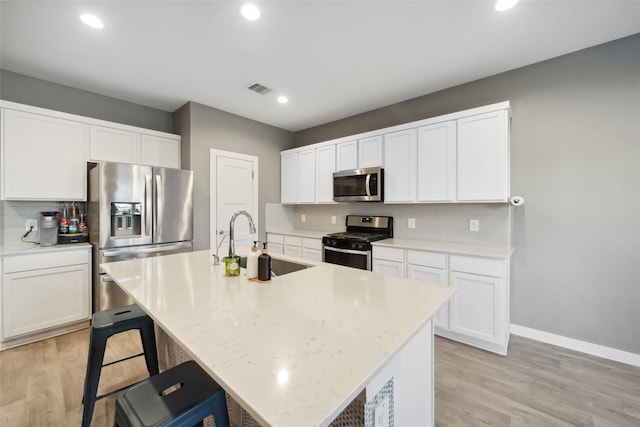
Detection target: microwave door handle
<box><xmin>365</xmin><ymin>174</ymin><xmax>372</xmax><ymax>197</ymax></box>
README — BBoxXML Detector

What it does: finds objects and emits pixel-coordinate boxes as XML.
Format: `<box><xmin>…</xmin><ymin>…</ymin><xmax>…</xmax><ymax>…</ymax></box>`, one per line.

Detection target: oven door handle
<box><xmin>323</xmin><ymin>246</ymin><xmax>369</xmax><ymax>256</ymax></box>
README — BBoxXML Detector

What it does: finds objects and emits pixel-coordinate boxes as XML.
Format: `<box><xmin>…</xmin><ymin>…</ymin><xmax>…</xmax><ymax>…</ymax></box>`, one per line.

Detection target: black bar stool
<box><xmin>114</xmin><ymin>360</ymin><xmax>230</xmax><ymax>427</ymax></box>
<box><xmin>82</xmin><ymin>304</ymin><xmax>159</xmax><ymax>427</ymax></box>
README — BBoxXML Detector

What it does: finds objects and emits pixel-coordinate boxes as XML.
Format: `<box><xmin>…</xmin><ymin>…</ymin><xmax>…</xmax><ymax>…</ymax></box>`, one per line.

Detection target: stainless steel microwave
<box><xmin>333</xmin><ymin>167</ymin><xmax>384</xmax><ymax>202</ymax></box>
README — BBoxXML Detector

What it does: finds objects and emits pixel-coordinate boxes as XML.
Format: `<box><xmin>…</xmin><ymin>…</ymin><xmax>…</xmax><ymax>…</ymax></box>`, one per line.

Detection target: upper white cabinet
<box><xmin>1</xmin><ymin>109</ymin><xmax>87</xmax><ymax>201</ymax></box>
<box><xmin>457</xmin><ymin>110</ymin><xmax>509</xmax><ymax>201</ymax></box>
<box><xmin>417</xmin><ymin>121</ymin><xmax>456</xmax><ymax>202</ymax></box>
<box><xmin>384</xmin><ymin>129</ymin><xmax>417</xmax><ymax>203</ymax></box>
<box><xmin>297</xmin><ymin>148</ymin><xmax>316</xmax><ymax>203</ymax></box>
<box><xmin>336</xmin><ymin>140</ymin><xmax>358</xmax><ymax>171</ymax></box>
<box><xmin>281</xmin><ymin>151</ymin><xmax>298</xmax><ymax>204</ymax></box>
<box><xmin>141</xmin><ymin>134</ymin><xmax>181</xmax><ymax>169</ymax></box>
<box><xmin>315</xmin><ymin>144</ymin><xmax>336</xmax><ymax>203</ymax></box>
<box><xmin>358</xmin><ymin>135</ymin><xmax>383</xmax><ymax>168</ymax></box>
<box><xmin>89</xmin><ymin>125</ymin><xmax>140</xmax><ymax>164</ymax></box>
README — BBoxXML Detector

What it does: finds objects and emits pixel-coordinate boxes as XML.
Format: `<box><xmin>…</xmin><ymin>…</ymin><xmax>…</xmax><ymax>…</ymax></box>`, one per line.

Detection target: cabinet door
<box><xmin>268</xmin><ymin>243</ymin><xmax>284</xmax><ymax>254</ymax></box>
<box><xmin>383</xmin><ymin>129</ymin><xmax>417</xmax><ymax>202</ymax></box>
<box><xmin>2</xmin><ymin>264</ymin><xmax>90</xmax><ymax>339</ymax></box>
<box><xmin>315</xmin><ymin>144</ymin><xmax>336</xmax><ymax>203</ymax></box>
<box><xmin>2</xmin><ymin>109</ymin><xmax>87</xmax><ymax>200</ymax></box>
<box><xmin>281</xmin><ymin>152</ymin><xmax>298</xmax><ymax>203</ymax></box>
<box><xmin>284</xmin><ymin>245</ymin><xmax>302</xmax><ymax>258</ymax></box>
<box><xmin>358</xmin><ymin>135</ymin><xmax>383</xmax><ymax>168</ymax></box>
<box><xmin>141</xmin><ymin>134</ymin><xmax>180</xmax><ymax>168</ymax></box>
<box><xmin>302</xmin><ymin>248</ymin><xmax>322</xmax><ymax>262</ymax></box>
<box><xmin>372</xmin><ymin>259</ymin><xmax>405</xmax><ymax>277</ymax></box>
<box><xmin>417</xmin><ymin>121</ymin><xmax>456</xmax><ymax>202</ymax></box>
<box><xmin>89</xmin><ymin>125</ymin><xmax>140</xmax><ymax>164</ymax></box>
<box><xmin>457</xmin><ymin>110</ymin><xmax>509</xmax><ymax>201</ymax></box>
<box><xmin>297</xmin><ymin>149</ymin><xmax>316</xmax><ymax>203</ymax></box>
<box><xmin>449</xmin><ymin>270</ymin><xmax>504</xmax><ymax>345</ymax></box>
<box><xmin>408</xmin><ymin>264</ymin><xmax>448</xmax><ymax>329</ymax></box>
<box><xmin>336</xmin><ymin>140</ymin><xmax>358</xmax><ymax>171</ymax></box>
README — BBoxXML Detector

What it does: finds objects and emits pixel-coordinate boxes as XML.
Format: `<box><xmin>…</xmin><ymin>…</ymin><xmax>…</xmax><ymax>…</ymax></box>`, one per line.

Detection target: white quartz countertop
<box><xmin>101</xmin><ymin>249</ymin><xmax>453</xmax><ymax>427</ymax></box>
<box><xmin>373</xmin><ymin>238</ymin><xmax>514</xmax><ymax>258</ymax></box>
<box><xmin>0</xmin><ymin>242</ymin><xmax>92</xmax><ymax>256</ymax></box>
<box><xmin>266</xmin><ymin>229</ymin><xmax>328</xmax><ymax>239</ymax></box>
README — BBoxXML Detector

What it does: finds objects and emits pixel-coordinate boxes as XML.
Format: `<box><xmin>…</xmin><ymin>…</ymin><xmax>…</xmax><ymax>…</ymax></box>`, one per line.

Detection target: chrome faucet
<box><xmin>228</xmin><ymin>210</ymin><xmax>257</xmax><ymax>256</ymax></box>
<box><xmin>212</xmin><ymin>230</ymin><xmax>228</xmax><ymax>266</ymax></box>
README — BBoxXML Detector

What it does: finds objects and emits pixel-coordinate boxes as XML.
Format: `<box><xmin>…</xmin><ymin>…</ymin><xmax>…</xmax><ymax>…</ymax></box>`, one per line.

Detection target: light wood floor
<box><xmin>0</xmin><ymin>329</ymin><xmax>638</xmax><ymax>426</ymax></box>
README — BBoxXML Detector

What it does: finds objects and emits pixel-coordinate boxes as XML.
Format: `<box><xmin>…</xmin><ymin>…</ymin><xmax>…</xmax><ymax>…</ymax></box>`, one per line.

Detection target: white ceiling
<box><xmin>1</xmin><ymin>1</ymin><xmax>639</xmax><ymax>132</ymax></box>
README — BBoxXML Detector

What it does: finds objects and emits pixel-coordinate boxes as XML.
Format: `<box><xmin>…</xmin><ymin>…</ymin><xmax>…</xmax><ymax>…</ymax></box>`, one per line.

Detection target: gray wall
<box><xmin>173</xmin><ymin>102</ymin><xmax>294</xmax><ymax>251</ymax></box>
<box><xmin>294</xmin><ymin>34</ymin><xmax>640</xmax><ymax>355</ymax></box>
<box><xmin>0</xmin><ymin>69</ymin><xmax>172</xmax><ymax>132</ymax></box>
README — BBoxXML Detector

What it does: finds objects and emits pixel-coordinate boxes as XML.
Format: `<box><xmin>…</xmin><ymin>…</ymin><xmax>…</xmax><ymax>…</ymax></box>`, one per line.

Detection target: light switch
<box><xmin>301</xmin><ymin>214</ymin><xmax>306</xmax><ymax>223</ymax></box>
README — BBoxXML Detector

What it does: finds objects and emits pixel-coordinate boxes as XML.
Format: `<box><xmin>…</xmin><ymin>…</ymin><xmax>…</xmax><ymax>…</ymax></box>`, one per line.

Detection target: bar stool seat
<box><xmin>114</xmin><ymin>360</ymin><xmax>230</xmax><ymax>427</ymax></box>
<box><xmin>82</xmin><ymin>304</ymin><xmax>159</xmax><ymax>427</ymax></box>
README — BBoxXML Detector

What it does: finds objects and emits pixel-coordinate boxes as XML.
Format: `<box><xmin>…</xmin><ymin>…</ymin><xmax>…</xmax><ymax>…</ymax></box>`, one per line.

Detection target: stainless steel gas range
<box><xmin>322</xmin><ymin>215</ymin><xmax>393</xmax><ymax>270</ymax></box>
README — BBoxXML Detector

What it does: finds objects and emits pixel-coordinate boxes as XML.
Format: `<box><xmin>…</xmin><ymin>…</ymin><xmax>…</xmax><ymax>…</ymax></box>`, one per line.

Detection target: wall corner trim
<box><xmin>510</xmin><ymin>324</ymin><xmax>640</xmax><ymax>367</ymax></box>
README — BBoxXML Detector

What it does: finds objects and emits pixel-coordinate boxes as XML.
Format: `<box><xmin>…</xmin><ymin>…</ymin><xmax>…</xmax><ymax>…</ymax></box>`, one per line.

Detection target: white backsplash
<box><xmin>2</xmin><ymin>201</ymin><xmax>72</xmax><ymax>246</ymax></box>
<box><xmin>274</xmin><ymin>203</ymin><xmax>511</xmax><ymax>247</ymax></box>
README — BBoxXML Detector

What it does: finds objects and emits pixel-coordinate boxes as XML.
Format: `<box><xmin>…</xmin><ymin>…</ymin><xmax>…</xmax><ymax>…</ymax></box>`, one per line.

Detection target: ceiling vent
<box><xmin>247</xmin><ymin>82</ymin><xmax>271</xmax><ymax>95</ymax></box>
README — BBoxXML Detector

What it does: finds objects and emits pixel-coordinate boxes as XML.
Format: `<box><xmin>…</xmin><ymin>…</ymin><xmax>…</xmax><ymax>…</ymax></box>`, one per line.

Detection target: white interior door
<box><xmin>210</xmin><ymin>150</ymin><xmax>259</xmax><ymax>253</ymax></box>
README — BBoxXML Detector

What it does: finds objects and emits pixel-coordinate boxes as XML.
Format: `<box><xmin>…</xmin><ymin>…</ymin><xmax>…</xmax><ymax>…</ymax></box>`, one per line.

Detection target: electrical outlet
<box><xmin>374</xmin><ymin>394</ymin><xmax>390</xmax><ymax>427</ymax></box>
<box><xmin>301</xmin><ymin>214</ymin><xmax>306</xmax><ymax>223</ymax></box>
<box><xmin>408</xmin><ymin>218</ymin><xmax>416</xmax><ymax>229</ymax></box>
<box><xmin>469</xmin><ymin>219</ymin><xmax>480</xmax><ymax>232</ymax></box>
<box><xmin>26</xmin><ymin>219</ymin><xmax>38</xmax><ymax>231</ymax></box>
<box><xmin>331</xmin><ymin>215</ymin><xmax>337</xmax><ymax>224</ymax></box>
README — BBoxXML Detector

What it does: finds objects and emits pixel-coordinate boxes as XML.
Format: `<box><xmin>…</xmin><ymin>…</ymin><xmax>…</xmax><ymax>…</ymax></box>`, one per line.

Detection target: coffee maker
<box><xmin>40</xmin><ymin>211</ymin><xmax>59</xmax><ymax>247</ymax></box>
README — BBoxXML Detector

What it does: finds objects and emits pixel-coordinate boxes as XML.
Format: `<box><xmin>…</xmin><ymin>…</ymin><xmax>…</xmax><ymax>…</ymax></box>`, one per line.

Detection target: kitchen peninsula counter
<box><xmin>101</xmin><ymin>250</ymin><xmax>453</xmax><ymax>426</ymax></box>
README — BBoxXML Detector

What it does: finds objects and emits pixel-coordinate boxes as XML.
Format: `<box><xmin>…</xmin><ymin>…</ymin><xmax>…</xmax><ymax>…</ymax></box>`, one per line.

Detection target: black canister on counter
<box><xmin>258</xmin><ymin>242</ymin><xmax>271</xmax><ymax>281</ymax></box>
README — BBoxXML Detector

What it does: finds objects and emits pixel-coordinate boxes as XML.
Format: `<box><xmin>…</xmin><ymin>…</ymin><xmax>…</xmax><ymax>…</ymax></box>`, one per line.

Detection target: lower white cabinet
<box><xmin>266</xmin><ymin>233</ymin><xmax>284</xmax><ymax>254</ymax></box>
<box><xmin>374</xmin><ymin>245</ymin><xmax>510</xmax><ymax>355</ymax></box>
<box><xmin>266</xmin><ymin>233</ymin><xmax>322</xmax><ymax>262</ymax></box>
<box><xmin>1</xmin><ymin>247</ymin><xmax>91</xmax><ymax>343</ymax></box>
<box><xmin>446</xmin><ymin>255</ymin><xmax>509</xmax><ymax>354</ymax></box>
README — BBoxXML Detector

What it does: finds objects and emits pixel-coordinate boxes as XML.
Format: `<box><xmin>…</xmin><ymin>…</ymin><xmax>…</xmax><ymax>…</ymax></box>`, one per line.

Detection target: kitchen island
<box><xmin>101</xmin><ymin>249</ymin><xmax>453</xmax><ymax>426</ymax></box>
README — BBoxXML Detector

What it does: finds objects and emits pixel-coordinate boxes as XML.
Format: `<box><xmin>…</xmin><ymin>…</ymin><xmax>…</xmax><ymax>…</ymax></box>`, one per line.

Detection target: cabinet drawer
<box><xmin>267</xmin><ymin>233</ymin><xmax>284</xmax><ymax>244</ymax></box>
<box><xmin>302</xmin><ymin>237</ymin><xmax>322</xmax><ymax>250</ymax></box>
<box><xmin>450</xmin><ymin>255</ymin><xmax>504</xmax><ymax>278</ymax></box>
<box><xmin>4</xmin><ymin>249</ymin><xmax>89</xmax><ymax>273</ymax></box>
<box><xmin>407</xmin><ymin>250</ymin><xmax>446</xmax><ymax>269</ymax></box>
<box><xmin>373</xmin><ymin>246</ymin><xmax>404</xmax><ymax>263</ymax></box>
<box><xmin>284</xmin><ymin>235</ymin><xmax>302</xmax><ymax>247</ymax></box>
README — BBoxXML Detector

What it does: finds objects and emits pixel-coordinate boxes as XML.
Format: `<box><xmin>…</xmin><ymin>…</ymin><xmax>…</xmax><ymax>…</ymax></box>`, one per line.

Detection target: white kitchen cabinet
<box><xmin>297</xmin><ymin>148</ymin><xmax>316</xmax><ymax>203</ymax></box>
<box><xmin>417</xmin><ymin>121</ymin><xmax>456</xmax><ymax>202</ymax></box>
<box><xmin>302</xmin><ymin>237</ymin><xmax>322</xmax><ymax>261</ymax></box>
<box><xmin>315</xmin><ymin>144</ymin><xmax>336</xmax><ymax>203</ymax></box>
<box><xmin>372</xmin><ymin>246</ymin><xmax>405</xmax><ymax>277</ymax></box>
<box><xmin>89</xmin><ymin>125</ymin><xmax>140</xmax><ymax>164</ymax></box>
<box><xmin>2</xmin><ymin>247</ymin><xmax>91</xmax><ymax>343</ymax></box>
<box><xmin>266</xmin><ymin>233</ymin><xmax>284</xmax><ymax>254</ymax></box>
<box><xmin>457</xmin><ymin>110</ymin><xmax>509</xmax><ymax>201</ymax></box>
<box><xmin>336</xmin><ymin>140</ymin><xmax>358</xmax><ymax>171</ymax></box>
<box><xmin>383</xmin><ymin>128</ymin><xmax>417</xmax><ymax>203</ymax></box>
<box><xmin>141</xmin><ymin>134</ymin><xmax>181</xmax><ymax>168</ymax></box>
<box><xmin>407</xmin><ymin>250</ymin><xmax>448</xmax><ymax>329</ymax></box>
<box><xmin>283</xmin><ymin>235</ymin><xmax>303</xmax><ymax>258</ymax></box>
<box><xmin>448</xmin><ymin>255</ymin><xmax>509</xmax><ymax>354</ymax></box>
<box><xmin>1</xmin><ymin>109</ymin><xmax>87</xmax><ymax>201</ymax></box>
<box><xmin>358</xmin><ymin>135</ymin><xmax>383</xmax><ymax>168</ymax></box>
<box><xmin>280</xmin><ymin>151</ymin><xmax>298</xmax><ymax>204</ymax></box>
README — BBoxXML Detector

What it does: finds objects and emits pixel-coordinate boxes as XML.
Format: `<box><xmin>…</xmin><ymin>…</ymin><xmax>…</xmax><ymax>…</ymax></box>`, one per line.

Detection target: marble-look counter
<box><xmin>102</xmin><ymin>250</ymin><xmax>453</xmax><ymax>427</ymax></box>
<box><xmin>373</xmin><ymin>238</ymin><xmax>514</xmax><ymax>258</ymax></box>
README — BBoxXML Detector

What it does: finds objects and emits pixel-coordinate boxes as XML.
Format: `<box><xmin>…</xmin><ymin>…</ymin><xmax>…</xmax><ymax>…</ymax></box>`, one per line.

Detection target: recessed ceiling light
<box><xmin>277</xmin><ymin>96</ymin><xmax>289</xmax><ymax>104</ymax></box>
<box><xmin>80</xmin><ymin>13</ymin><xmax>104</xmax><ymax>29</ymax></box>
<box><xmin>495</xmin><ymin>0</ymin><xmax>519</xmax><ymax>11</ymax></box>
<box><xmin>241</xmin><ymin>4</ymin><xmax>260</xmax><ymax>21</ymax></box>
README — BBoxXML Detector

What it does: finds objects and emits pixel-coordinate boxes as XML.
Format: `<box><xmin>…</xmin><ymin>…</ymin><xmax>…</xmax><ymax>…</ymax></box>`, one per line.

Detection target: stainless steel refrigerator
<box><xmin>88</xmin><ymin>162</ymin><xmax>194</xmax><ymax>312</ymax></box>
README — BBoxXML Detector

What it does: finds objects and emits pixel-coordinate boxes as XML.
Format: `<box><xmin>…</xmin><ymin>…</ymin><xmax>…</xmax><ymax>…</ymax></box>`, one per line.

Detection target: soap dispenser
<box><xmin>246</xmin><ymin>241</ymin><xmax>259</xmax><ymax>279</ymax></box>
<box><xmin>258</xmin><ymin>242</ymin><xmax>271</xmax><ymax>281</ymax></box>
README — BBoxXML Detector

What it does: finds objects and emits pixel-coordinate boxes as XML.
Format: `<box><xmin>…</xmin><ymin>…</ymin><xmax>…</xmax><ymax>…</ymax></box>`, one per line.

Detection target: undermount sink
<box><xmin>240</xmin><ymin>256</ymin><xmax>313</xmax><ymax>276</ymax></box>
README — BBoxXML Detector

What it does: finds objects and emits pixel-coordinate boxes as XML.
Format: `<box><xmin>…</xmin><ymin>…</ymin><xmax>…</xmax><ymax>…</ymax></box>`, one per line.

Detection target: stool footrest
<box><xmin>102</xmin><ymin>351</ymin><xmax>145</xmax><ymax>368</ymax></box>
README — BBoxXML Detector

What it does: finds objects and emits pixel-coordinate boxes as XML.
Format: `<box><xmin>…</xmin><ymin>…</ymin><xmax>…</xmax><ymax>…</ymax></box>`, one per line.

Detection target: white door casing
<box><xmin>210</xmin><ymin>149</ymin><xmax>259</xmax><ymax>252</ymax></box>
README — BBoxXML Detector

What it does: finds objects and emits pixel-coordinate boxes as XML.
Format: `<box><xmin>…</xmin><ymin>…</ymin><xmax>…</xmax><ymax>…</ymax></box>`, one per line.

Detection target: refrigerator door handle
<box><xmin>145</xmin><ymin>174</ymin><xmax>152</xmax><ymax>236</ymax></box>
<box><xmin>155</xmin><ymin>174</ymin><xmax>162</xmax><ymax>240</ymax></box>
<box><xmin>102</xmin><ymin>243</ymin><xmax>190</xmax><ymax>257</ymax></box>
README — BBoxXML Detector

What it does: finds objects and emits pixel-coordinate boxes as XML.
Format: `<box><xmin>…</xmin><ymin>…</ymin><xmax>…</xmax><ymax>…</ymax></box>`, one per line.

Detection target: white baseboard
<box><xmin>510</xmin><ymin>324</ymin><xmax>640</xmax><ymax>367</ymax></box>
